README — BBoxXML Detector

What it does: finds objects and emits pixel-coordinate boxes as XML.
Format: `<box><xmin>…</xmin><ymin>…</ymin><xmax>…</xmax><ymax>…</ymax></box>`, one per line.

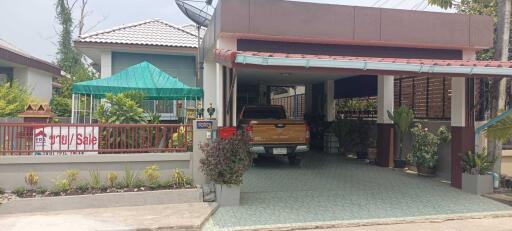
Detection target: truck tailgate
<box><xmin>250</xmin><ymin>120</ymin><xmax>307</xmax><ymax>144</ymax></box>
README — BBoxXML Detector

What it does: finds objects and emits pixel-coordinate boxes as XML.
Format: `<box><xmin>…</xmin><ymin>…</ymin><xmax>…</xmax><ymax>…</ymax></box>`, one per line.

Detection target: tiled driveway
<box><xmin>204</xmin><ymin>152</ymin><xmax>512</xmax><ymax>230</ymax></box>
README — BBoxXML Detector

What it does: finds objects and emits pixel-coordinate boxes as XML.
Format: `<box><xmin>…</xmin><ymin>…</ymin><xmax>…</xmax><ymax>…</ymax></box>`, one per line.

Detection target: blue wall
<box><xmin>112</xmin><ymin>52</ymin><xmax>197</xmax><ymax>87</ymax></box>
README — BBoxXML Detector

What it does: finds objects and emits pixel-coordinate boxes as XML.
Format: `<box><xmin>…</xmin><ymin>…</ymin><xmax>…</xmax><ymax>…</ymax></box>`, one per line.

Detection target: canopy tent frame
<box><xmin>71</xmin><ymin>62</ymin><xmax>203</xmax><ymax>124</ymax></box>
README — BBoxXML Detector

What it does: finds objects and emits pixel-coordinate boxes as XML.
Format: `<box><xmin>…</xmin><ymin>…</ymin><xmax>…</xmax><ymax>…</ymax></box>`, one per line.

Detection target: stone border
<box><xmin>0</xmin><ymin>188</ymin><xmax>202</xmax><ymax>215</ymax></box>
<box><xmin>234</xmin><ymin>211</ymin><xmax>512</xmax><ymax>231</ymax></box>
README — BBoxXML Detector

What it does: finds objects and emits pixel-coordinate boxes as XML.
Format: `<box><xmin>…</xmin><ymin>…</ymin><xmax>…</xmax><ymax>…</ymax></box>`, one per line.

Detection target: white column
<box><xmin>216</xmin><ymin>64</ymin><xmax>224</xmax><ymax>127</ymax></box>
<box><xmin>100</xmin><ymin>51</ymin><xmax>112</xmax><ymax>78</ymax></box>
<box><xmin>203</xmin><ymin>61</ymin><xmax>217</xmax><ymax>113</ymax></box>
<box><xmin>324</xmin><ymin>80</ymin><xmax>335</xmax><ymax>122</ymax></box>
<box><xmin>377</xmin><ymin>75</ymin><xmax>394</xmax><ymax>124</ymax></box>
<box><xmin>451</xmin><ymin>78</ymin><xmax>466</xmax><ymax>127</ymax></box>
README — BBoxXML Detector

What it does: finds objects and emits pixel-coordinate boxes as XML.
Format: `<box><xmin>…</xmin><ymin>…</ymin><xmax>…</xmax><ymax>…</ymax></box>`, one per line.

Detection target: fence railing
<box><xmin>0</xmin><ymin>123</ymin><xmax>192</xmax><ymax>155</ymax></box>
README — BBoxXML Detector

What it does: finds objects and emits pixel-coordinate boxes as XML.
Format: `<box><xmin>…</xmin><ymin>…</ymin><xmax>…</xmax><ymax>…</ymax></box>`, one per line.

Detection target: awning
<box><xmin>215</xmin><ymin>49</ymin><xmax>512</xmax><ymax>77</ymax></box>
<box><xmin>72</xmin><ymin>61</ymin><xmax>203</xmax><ymax>100</ymax></box>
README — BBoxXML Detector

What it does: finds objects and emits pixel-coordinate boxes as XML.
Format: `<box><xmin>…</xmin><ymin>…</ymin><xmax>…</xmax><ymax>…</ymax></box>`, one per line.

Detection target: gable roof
<box><xmin>0</xmin><ymin>38</ymin><xmax>61</xmax><ymax>76</ymax></box>
<box><xmin>76</xmin><ymin>19</ymin><xmax>199</xmax><ymax>48</ymax></box>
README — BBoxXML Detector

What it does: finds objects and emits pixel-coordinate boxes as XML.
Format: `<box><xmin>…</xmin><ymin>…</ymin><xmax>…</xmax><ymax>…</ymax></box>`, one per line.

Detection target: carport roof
<box><xmin>215</xmin><ymin>49</ymin><xmax>512</xmax><ymax>77</ymax></box>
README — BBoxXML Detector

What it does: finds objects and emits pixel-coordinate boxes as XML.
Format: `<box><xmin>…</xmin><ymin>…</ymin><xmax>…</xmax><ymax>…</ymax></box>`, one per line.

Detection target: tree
<box><xmin>51</xmin><ymin>0</ymin><xmax>97</xmax><ymax>117</ymax></box>
<box><xmin>96</xmin><ymin>92</ymin><xmax>146</xmax><ymax>124</ymax></box>
<box><xmin>428</xmin><ymin>0</ymin><xmax>511</xmax><ymax>175</ymax></box>
<box><xmin>0</xmin><ymin>82</ymin><xmax>31</xmax><ymax>117</ymax></box>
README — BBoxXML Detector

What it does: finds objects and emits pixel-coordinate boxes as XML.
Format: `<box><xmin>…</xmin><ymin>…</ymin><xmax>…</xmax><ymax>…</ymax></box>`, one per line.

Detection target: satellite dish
<box><xmin>175</xmin><ymin>0</ymin><xmax>213</xmax><ymax>28</ymax></box>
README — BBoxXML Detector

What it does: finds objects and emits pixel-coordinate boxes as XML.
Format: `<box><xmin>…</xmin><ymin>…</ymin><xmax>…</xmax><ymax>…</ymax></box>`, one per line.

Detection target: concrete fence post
<box><xmin>191</xmin><ymin>120</ymin><xmax>217</xmax><ymax>185</ymax></box>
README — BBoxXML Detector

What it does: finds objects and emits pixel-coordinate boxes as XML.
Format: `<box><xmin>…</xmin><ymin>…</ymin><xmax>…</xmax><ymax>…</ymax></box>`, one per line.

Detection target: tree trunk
<box><xmin>488</xmin><ymin>0</ymin><xmax>511</xmax><ymax>176</ymax></box>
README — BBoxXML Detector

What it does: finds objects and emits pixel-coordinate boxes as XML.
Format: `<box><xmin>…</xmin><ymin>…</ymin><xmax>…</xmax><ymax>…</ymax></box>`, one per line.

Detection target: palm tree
<box><xmin>428</xmin><ymin>0</ymin><xmax>511</xmax><ymax>175</ymax></box>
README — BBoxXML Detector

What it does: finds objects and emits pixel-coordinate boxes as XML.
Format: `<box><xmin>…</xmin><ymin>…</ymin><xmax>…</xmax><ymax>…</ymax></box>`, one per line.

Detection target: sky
<box><xmin>0</xmin><ymin>0</ymin><xmax>451</xmax><ymax>63</ymax></box>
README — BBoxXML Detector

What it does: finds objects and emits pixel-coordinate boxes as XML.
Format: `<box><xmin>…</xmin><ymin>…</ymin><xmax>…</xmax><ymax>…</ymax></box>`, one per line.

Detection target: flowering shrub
<box><xmin>410</xmin><ymin>124</ymin><xmax>451</xmax><ymax>169</ymax></box>
<box><xmin>200</xmin><ymin>133</ymin><xmax>254</xmax><ymax>185</ymax></box>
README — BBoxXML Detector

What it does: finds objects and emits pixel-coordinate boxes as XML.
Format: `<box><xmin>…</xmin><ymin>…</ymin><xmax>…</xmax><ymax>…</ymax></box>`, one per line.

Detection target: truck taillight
<box><xmin>305</xmin><ymin>124</ymin><xmax>310</xmax><ymax>143</ymax></box>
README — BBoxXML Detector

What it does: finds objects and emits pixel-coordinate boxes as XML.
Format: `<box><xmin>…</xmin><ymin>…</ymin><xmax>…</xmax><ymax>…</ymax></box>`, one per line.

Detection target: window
<box><xmin>140</xmin><ymin>100</ymin><xmax>177</xmax><ymax>120</ymax></box>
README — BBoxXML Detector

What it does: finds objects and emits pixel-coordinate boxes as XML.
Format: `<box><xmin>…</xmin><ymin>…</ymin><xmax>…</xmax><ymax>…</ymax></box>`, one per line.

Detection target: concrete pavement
<box><xmin>313</xmin><ymin>216</ymin><xmax>512</xmax><ymax>231</ymax></box>
<box><xmin>0</xmin><ymin>202</ymin><xmax>218</xmax><ymax>231</ymax></box>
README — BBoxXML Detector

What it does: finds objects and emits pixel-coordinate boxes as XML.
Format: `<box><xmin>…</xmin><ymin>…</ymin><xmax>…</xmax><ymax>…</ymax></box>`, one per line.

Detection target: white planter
<box><xmin>462</xmin><ymin>173</ymin><xmax>493</xmax><ymax>195</ymax></box>
<box><xmin>215</xmin><ymin>184</ymin><xmax>240</xmax><ymax>206</ymax></box>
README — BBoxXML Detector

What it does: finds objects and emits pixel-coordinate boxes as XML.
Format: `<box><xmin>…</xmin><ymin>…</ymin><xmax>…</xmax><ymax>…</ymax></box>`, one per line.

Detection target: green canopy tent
<box><xmin>71</xmin><ymin>61</ymin><xmax>203</xmax><ymax>123</ymax></box>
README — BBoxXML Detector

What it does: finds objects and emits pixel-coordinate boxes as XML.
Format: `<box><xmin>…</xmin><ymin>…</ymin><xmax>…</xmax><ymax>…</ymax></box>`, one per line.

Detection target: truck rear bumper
<box><xmin>250</xmin><ymin>145</ymin><xmax>309</xmax><ymax>155</ymax></box>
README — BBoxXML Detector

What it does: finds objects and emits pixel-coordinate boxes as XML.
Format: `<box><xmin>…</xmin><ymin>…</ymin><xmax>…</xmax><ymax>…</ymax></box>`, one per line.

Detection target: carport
<box><xmin>201</xmin><ymin>0</ymin><xmax>512</xmax><ymax>189</ymax></box>
<box><xmin>210</xmin><ymin>48</ymin><xmax>512</xmax><ymax>188</ymax></box>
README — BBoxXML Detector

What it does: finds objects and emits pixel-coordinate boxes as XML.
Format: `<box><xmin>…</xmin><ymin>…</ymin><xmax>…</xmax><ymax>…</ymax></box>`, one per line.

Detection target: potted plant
<box><xmin>410</xmin><ymin>124</ymin><xmax>450</xmax><ymax>176</ymax></box>
<box><xmin>200</xmin><ymin>133</ymin><xmax>254</xmax><ymax>206</ymax></box>
<box><xmin>356</xmin><ymin>120</ymin><xmax>370</xmax><ymax>159</ymax></box>
<box><xmin>387</xmin><ymin>106</ymin><xmax>414</xmax><ymax>168</ymax></box>
<box><xmin>332</xmin><ymin>119</ymin><xmax>356</xmax><ymax>154</ymax></box>
<box><xmin>461</xmin><ymin>148</ymin><xmax>496</xmax><ymax>195</ymax></box>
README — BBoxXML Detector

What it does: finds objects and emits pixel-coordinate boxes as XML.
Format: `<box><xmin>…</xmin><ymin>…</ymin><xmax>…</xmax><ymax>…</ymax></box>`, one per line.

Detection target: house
<box><xmin>74</xmin><ymin>19</ymin><xmax>200</xmax><ymax>120</ymax></box>
<box><xmin>201</xmin><ymin>0</ymin><xmax>512</xmax><ymax>188</ymax></box>
<box><xmin>0</xmin><ymin>39</ymin><xmax>62</xmax><ymax>102</ymax></box>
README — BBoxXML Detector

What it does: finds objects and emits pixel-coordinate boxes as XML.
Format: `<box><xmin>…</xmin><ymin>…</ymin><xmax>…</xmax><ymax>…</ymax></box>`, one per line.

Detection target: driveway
<box><xmin>204</xmin><ymin>151</ymin><xmax>512</xmax><ymax>230</ymax></box>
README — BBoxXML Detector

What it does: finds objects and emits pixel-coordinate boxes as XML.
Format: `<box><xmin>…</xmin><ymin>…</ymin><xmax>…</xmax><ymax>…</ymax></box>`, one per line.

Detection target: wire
<box><xmin>371</xmin><ymin>0</ymin><xmax>383</xmax><ymax>7</ymax></box>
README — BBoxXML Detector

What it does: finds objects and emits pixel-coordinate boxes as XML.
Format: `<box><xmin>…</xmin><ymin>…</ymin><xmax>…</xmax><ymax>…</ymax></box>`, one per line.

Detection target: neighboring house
<box><xmin>0</xmin><ymin>39</ymin><xmax>62</xmax><ymax>102</ymax></box>
<box><xmin>74</xmin><ymin>19</ymin><xmax>199</xmax><ymax>120</ymax></box>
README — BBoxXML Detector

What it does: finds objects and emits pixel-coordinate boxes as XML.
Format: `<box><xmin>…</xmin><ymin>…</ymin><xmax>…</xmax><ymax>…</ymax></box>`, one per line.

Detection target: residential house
<box><xmin>0</xmin><ymin>39</ymin><xmax>62</xmax><ymax>102</ymax></box>
<box><xmin>74</xmin><ymin>19</ymin><xmax>199</xmax><ymax>120</ymax></box>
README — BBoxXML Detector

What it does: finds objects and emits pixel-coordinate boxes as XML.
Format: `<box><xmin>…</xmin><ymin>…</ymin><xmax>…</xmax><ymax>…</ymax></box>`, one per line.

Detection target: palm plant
<box><xmin>462</xmin><ymin>148</ymin><xmax>496</xmax><ymax>175</ymax></box>
<box><xmin>387</xmin><ymin>106</ymin><xmax>414</xmax><ymax>162</ymax></box>
<box><xmin>485</xmin><ymin>114</ymin><xmax>512</xmax><ymax>141</ymax></box>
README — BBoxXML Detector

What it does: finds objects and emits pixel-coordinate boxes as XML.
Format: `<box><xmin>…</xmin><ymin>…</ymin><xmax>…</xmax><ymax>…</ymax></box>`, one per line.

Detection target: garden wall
<box><xmin>0</xmin><ymin>153</ymin><xmax>191</xmax><ymax>190</ymax></box>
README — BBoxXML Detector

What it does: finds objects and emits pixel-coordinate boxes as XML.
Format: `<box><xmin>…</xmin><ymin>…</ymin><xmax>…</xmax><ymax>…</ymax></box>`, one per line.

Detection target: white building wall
<box><xmin>13</xmin><ymin>67</ymin><xmax>53</xmax><ymax>102</ymax></box>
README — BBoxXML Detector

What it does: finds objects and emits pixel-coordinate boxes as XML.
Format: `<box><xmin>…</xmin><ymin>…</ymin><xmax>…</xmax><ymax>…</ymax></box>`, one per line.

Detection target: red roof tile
<box><xmin>215</xmin><ymin>49</ymin><xmax>512</xmax><ymax>70</ymax></box>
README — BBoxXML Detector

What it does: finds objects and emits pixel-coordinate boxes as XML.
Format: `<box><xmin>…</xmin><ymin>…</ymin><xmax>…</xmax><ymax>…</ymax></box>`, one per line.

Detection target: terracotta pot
<box><xmin>417</xmin><ymin>165</ymin><xmax>436</xmax><ymax>176</ymax></box>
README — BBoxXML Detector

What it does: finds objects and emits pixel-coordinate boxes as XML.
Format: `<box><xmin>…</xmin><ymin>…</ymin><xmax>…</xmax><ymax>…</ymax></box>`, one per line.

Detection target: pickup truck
<box><xmin>238</xmin><ymin>105</ymin><xmax>310</xmax><ymax>164</ymax></box>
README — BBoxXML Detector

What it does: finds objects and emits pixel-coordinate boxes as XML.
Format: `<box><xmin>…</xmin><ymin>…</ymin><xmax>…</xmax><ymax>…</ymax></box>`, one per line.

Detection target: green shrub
<box><xmin>96</xmin><ymin>91</ymin><xmax>146</xmax><ymax>124</ymax></box>
<box><xmin>0</xmin><ymin>81</ymin><xmax>31</xmax><ymax>117</ymax></box>
<box><xmin>122</xmin><ymin>166</ymin><xmax>138</xmax><ymax>188</ymax></box>
<box><xmin>171</xmin><ymin>169</ymin><xmax>192</xmax><ymax>188</ymax></box>
<box><xmin>106</xmin><ymin>172</ymin><xmax>118</xmax><ymax>188</ymax></box>
<box><xmin>462</xmin><ymin>148</ymin><xmax>496</xmax><ymax>175</ymax></box>
<box><xmin>12</xmin><ymin>186</ymin><xmax>26</xmax><ymax>197</ymax></box>
<box><xmin>24</xmin><ymin>171</ymin><xmax>39</xmax><ymax>189</ymax></box>
<box><xmin>76</xmin><ymin>181</ymin><xmax>90</xmax><ymax>192</ymax></box>
<box><xmin>89</xmin><ymin>170</ymin><xmax>101</xmax><ymax>189</ymax></box>
<box><xmin>65</xmin><ymin>169</ymin><xmax>80</xmax><ymax>188</ymax></box>
<box><xmin>410</xmin><ymin>124</ymin><xmax>451</xmax><ymax>169</ymax></box>
<box><xmin>200</xmin><ymin>133</ymin><xmax>254</xmax><ymax>185</ymax></box>
<box><xmin>388</xmin><ymin>106</ymin><xmax>414</xmax><ymax>160</ymax></box>
<box><xmin>53</xmin><ymin>179</ymin><xmax>70</xmax><ymax>193</ymax></box>
<box><xmin>133</xmin><ymin>177</ymin><xmax>145</xmax><ymax>188</ymax></box>
<box><xmin>0</xmin><ymin>187</ymin><xmax>5</xmax><ymax>194</ymax></box>
<box><xmin>143</xmin><ymin>165</ymin><xmax>160</xmax><ymax>186</ymax></box>
<box><xmin>35</xmin><ymin>186</ymin><xmax>48</xmax><ymax>195</ymax></box>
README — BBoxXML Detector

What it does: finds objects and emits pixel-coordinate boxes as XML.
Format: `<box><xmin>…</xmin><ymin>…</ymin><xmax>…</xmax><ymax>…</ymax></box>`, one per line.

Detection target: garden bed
<box><xmin>0</xmin><ymin>187</ymin><xmax>203</xmax><ymax>214</ymax></box>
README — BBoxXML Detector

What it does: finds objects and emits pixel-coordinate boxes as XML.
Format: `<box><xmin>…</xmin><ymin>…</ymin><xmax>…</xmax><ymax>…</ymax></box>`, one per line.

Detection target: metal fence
<box><xmin>0</xmin><ymin>123</ymin><xmax>192</xmax><ymax>155</ymax></box>
<box><xmin>271</xmin><ymin>94</ymin><xmax>305</xmax><ymax>119</ymax></box>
